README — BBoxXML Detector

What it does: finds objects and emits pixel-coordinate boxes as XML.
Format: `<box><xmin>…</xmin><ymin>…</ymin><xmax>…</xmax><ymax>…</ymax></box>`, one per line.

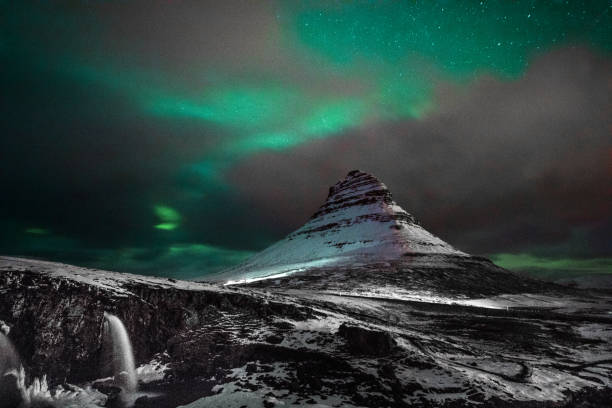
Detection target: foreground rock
<box><xmin>0</xmin><ymin>256</ymin><xmax>310</xmax><ymax>384</ymax></box>
<box><xmin>337</xmin><ymin>323</ymin><xmax>396</xmax><ymax>356</ymax></box>
<box><xmin>1</xmin><ymin>256</ymin><xmax>612</xmax><ymax>407</ymax></box>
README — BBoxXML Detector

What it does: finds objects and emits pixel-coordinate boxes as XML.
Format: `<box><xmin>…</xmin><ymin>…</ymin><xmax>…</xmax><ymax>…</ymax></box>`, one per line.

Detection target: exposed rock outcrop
<box><xmin>337</xmin><ymin>323</ymin><xmax>396</xmax><ymax>356</ymax></box>
<box><xmin>0</xmin><ymin>257</ymin><xmax>311</xmax><ymax>384</ymax></box>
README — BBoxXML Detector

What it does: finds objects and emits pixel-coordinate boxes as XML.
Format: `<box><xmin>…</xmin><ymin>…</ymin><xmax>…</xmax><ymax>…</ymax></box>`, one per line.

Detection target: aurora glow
<box><xmin>291</xmin><ymin>1</ymin><xmax>612</xmax><ymax>75</ymax></box>
<box><xmin>24</xmin><ymin>228</ymin><xmax>49</xmax><ymax>235</ymax></box>
<box><xmin>491</xmin><ymin>254</ymin><xmax>612</xmax><ymax>279</ymax></box>
<box><xmin>154</xmin><ymin>205</ymin><xmax>181</xmax><ymax>231</ymax></box>
<box><xmin>1</xmin><ymin>1</ymin><xmax>610</xmax><ymax>278</ymax></box>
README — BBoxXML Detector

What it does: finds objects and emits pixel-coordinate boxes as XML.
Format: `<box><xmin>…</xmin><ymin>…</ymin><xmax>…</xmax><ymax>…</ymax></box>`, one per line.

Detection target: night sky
<box><xmin>2</xmin><ymin>1</ymin><xmax>611</xmax><ymax>280</ymax></box>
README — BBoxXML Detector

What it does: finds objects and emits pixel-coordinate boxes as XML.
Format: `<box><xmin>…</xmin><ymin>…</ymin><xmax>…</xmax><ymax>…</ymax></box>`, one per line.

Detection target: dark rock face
<box><xmin>0</xmin><ymin>261</ymin><xmax>311</xmax><ymax>384</ymax></box>
<box><xmin>0</xmin><ymin>372</ymin><xmax>23</xmax><ymax>408</ymax></box>
<box><xmin>337</xmin><ymin>323</ymin><xmax>396</xmax><ymax>356</ymax></box>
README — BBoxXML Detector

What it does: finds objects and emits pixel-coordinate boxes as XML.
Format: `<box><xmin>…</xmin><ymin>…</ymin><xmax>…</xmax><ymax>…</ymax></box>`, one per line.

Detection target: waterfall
<box><xmin>0</xmin><ymin>331</ymin><xmax>22</xmax><ymax>408</ymax></box>
<box><xmin>1</xmin><ymin>324</ymin><xmax>108</xmax><ymax>408</ymax></box>
<box><xmin>103</xmin><ymin>312</ymin><xmax>137</xmax><ymax>393</ymax></box>
<box><xmin>0</xmin><ymin>330</ymin><xmax>19</xmax><ymax>376</ymax></box>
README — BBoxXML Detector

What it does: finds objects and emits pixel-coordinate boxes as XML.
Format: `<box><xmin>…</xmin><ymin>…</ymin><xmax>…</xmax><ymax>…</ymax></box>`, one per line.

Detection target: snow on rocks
<box><xmin>0</xmin><ymin>256</ymin><xmax>218</xmax><ymax>298</ymax></box>
<box><xmin>214</xmin><ymin>170</ymin><xmax>467</xmax><ymax>283</ymax></box>
<box><xmin>2</xmin><ymin>255</ymin><xmax>612</xmax><ymax>406</ymax></box>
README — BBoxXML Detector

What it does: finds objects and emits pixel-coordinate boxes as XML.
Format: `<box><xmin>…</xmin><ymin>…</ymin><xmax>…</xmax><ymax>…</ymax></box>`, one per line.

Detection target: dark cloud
<box><xmin>228</xmin><ymin>47</ymin><xmax>612</xmax><ymax>258</ymax></box>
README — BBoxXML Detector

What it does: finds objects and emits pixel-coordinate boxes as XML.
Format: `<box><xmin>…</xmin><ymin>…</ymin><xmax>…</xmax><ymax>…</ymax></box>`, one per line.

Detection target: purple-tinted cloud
<box><xmin>228</xmin><ymin>47</ymin><xmax>612</xmax><ymax>257</ymax></box>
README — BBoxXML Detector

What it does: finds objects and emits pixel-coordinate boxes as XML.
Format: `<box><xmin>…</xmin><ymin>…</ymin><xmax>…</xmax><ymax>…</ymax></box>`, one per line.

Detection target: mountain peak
<box><xmin>327</xmin><ymin>170</ymin><xmax>388</xmax><ymax>199</ymax></box>
<box><xmin>316</xmin><ymin>170</ymin><xmax>410</xmax><ymax>223</ymax></box>
<box><xmin>216</xmin><ymin>171</ymin><xmax>467</xmax><ymax>282</ymax></box>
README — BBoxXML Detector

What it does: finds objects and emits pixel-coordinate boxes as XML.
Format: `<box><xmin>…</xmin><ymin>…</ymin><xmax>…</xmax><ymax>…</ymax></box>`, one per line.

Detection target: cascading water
<box><xmin>103</xmin><ymin>312</ymin><xmax>137</xmax><ymax>393</ymax></box>
<box><xmin>0</xmin><ymin>330</ymin><xmax>19</xmax><ymax>376</ymax></box>
<box><xmin>1</xmin><ymin>323</ymin><xmax>108</xmax><ymax>408</ymax></box>
<box><xmin>0</xmin><ymin>328</ymin><xmax>23</xmax><ymax>408</ymax></box>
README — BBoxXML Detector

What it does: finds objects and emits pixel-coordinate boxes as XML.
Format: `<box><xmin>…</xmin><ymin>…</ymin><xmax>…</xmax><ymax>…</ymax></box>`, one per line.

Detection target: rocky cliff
<box><xmin>0</xmin><ymin>257</ymin><xmax>310</xmax><ymax>385</ymax></box>
<box><xmin>1</xmin><ymin>256</ymin><xmax>612</xmax><ymax>407</ymax></box>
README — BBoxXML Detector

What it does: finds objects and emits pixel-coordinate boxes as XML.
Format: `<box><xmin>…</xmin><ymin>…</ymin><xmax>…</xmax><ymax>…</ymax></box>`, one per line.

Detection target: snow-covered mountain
<box><xmin>214</xmin><ymin>170</ymin><xmax>468</xmax><ymax>283</ymax></box>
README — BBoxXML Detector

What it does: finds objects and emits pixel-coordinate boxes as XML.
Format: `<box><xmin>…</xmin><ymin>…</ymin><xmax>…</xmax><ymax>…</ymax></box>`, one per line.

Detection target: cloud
<box><xmin>91</xmin><ymin>243</ymin><xmax>255</xmax><ymax>280</ymax></box>
<box><xmin>1</xmin><ymin>227</ymin><xmax>254</xmax><ymax>280</ymax></box>
<box><xmin>227</xmin><ymin>47</ymin><xmax>612</xmax><ymax>258</ymax></box>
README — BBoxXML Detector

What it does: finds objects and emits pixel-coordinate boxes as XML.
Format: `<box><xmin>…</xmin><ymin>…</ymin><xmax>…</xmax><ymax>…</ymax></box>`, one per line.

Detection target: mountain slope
<box><xmin>214</xmin><ymin>170</ymin><xmax>468</xmax><ymax>283</ymax></box>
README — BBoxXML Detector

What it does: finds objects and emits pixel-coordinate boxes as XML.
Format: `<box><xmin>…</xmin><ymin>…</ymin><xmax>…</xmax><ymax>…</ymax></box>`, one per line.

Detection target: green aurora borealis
<box><xmin>1</xmin><ymin>1</ymin><xmax>611</xmax><ymax>279</ymax></box>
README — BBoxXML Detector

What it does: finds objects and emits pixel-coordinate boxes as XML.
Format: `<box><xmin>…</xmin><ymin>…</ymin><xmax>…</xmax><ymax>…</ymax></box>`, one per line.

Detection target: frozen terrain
<box><xmin>2</xmin><ymin>256</ymin><xmax>612</xmax><ymax>407</ymax></box>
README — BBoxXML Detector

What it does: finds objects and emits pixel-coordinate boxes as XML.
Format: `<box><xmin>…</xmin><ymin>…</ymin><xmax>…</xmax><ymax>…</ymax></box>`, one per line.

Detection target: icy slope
<box><xmin>215</xmin><ymin>170</ymin><xmax>466</xmax><ymax>282</ymax></box>
<box><xmin>0</xmin><ymin>256</ymin><xmax>216</xmax><ymax>297</ymax></box>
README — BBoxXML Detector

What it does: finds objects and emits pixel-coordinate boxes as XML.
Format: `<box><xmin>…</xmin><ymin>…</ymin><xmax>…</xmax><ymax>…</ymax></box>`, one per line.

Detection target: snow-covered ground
<box><xmin>2</xmin><ymin>254</ymin><xmax>612</xmax><ymax>407</ymax></box>
<box><xmin>0</xmin><ymin>256</ymin><xmax>219</xmax><ymax>297</ymax></box>
<box><xmin>178</xmin><ymin>363</ymin><xmax>363</xmax><ymax>408</ymax></box>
